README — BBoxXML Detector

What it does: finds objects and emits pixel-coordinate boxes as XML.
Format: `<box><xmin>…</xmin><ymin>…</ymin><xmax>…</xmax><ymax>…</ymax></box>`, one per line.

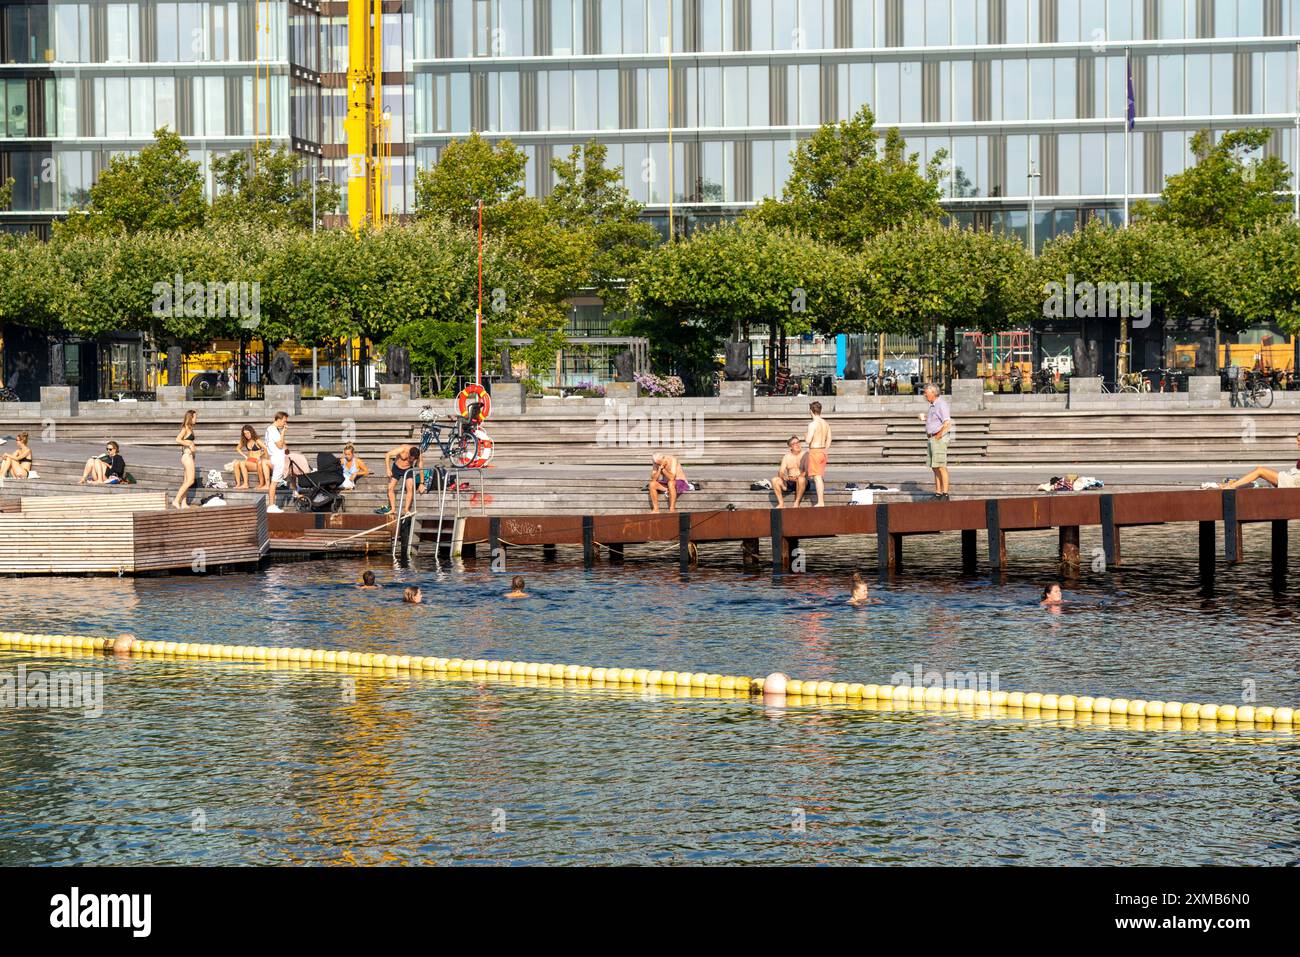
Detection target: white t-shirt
<box><xmin>264</xmin><ymin>424</ymin><xmax>286</xmax><ymax>461</ymax></box>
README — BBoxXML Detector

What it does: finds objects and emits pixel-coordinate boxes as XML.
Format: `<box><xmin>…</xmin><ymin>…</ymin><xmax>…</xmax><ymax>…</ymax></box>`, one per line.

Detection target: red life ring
<box><xmin>456</xmin><ymin>384</ymin><xmax>491</xmax><ymax>421</ymax></box>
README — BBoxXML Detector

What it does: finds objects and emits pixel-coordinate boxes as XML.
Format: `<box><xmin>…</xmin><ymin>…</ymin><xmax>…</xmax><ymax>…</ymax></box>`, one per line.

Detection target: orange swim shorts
<box><xmin>806</xmin><ymin>449</ymin><xmax>828</xmax><ymax>478</ymax></box>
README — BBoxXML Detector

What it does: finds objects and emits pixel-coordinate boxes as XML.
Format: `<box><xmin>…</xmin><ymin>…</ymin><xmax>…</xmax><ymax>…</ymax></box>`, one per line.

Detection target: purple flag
<box><xmin>1126</xmin><ymin>53</ymin><xmax>1136</xmax><ymax>131</ymax></box>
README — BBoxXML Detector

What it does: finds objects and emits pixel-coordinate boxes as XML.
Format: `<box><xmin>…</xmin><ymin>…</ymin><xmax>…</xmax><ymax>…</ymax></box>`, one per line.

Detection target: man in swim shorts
<box><xmin>772</xmin><ymin>436</ymin><xmax>807</xmax><ymax>509</ymax></box>
<box><xmin>803</xmin><ymin>402</ymin><xmax>832</xmax><ymax>508</ymax></box>
<box><xmin>649</xmin><ymin>452</ymin><xmax>689</xmax><ymax>513</ymax></box>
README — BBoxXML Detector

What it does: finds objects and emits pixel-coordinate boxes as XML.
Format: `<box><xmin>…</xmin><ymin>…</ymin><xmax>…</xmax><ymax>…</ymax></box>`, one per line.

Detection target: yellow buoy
<box><xmin>1275</xmin><ymin>708</ymin><xmax>1295</xmax><ymax>725</ymax></box>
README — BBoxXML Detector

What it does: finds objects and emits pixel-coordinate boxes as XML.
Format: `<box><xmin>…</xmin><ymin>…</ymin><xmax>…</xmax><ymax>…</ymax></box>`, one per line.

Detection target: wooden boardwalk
<box><xmin>0</xmin><ymin>492</ymin><xmax>268</xmax><ymax>575</ymax></box>
<box><xmin>446</xmin><ymin>487</ymin><xmax>1300</xmax><ymax>586</ymax></box>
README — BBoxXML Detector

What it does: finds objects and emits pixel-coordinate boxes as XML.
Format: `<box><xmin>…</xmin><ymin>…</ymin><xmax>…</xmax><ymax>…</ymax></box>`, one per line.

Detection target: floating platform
<box><xmin>442</xmin><ymin>487</ymin><xmax>1300</xmax><ymax>586</ymax></box>
<box><xmin>0</xmin><ymin>492</ymin><xmax>268</xmax><ymax>575</ymax></box>
<box><xmin>267</xmin><ymin>511</ymin><xmax>394</xmax><ymax>556</ymax></box>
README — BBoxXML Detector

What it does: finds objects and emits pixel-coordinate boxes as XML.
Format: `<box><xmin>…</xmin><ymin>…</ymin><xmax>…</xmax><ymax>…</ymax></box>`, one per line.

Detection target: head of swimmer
<box><xmin>1041</xmin><ymin>583</ymin><xmax>1063</xmax><ymax>604</ymax></box>
<box><xmin>849</xmin><ymin>571</ymin><xmax>869</xmax><ymax>603</ymax></box>
<box><xmin>403</xmin><ymin>585</ymin><xmax>422</xmax><ymax>604</ymax></box>
<box><xmin>508</xmin><ymin>576</ymin><xmax>526</xmax><ymax>596</ymax></box>
<box><xmin>359</xmin><ymin>570</ymin><xmax>376</xmax><ymax>588</ymax></box>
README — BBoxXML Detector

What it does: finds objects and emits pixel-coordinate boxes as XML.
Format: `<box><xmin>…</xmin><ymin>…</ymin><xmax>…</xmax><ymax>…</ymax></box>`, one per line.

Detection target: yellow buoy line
<box><xmin>0</xmin><ymin>631</ymin><xmax>1294</xmax><ymax>731</ymax></box>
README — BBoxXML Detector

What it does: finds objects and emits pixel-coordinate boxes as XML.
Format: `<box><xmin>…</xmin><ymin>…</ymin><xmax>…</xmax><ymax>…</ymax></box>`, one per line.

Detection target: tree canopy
<box><xmin>211</xmin><ymin>142</ymin><xmax>341</xmax><ymax>230</ymax></box>
<box><xmin>56</xmin><ymin>128</ymin><xmax>207</xmax><ymax>236</ymax></box>
<box><xmin>747</xmin><ymin>106</ymin><xmax>947</xmax><ymax>248</ymax></box>
<box><xmin>1134</xmin><ymin>129</ymin><xmax>1293</xmax><ymax>236</ymax></box>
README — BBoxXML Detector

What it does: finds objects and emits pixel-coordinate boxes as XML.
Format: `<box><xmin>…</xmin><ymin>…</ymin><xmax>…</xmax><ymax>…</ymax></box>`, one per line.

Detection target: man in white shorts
<box><xmin>264</xmin><ymin>411</ymin><xmax>289</xmax><ymax>512</ymax></box>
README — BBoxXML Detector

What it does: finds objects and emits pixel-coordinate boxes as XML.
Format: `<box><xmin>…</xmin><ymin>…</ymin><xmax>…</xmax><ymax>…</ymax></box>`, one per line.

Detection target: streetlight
<box><xmin>311</xmin><ymin>169</ymin><xmax>329</xmax><ymax>235</ymax></box>
<box><xmin>1027</xmin><ymin>161</ymin><xmax>1042</xmax><ymax>257</ymax></box>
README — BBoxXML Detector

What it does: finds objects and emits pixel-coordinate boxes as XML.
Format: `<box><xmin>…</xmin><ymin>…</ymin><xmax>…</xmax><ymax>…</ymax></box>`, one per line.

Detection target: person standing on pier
<box><xmin>264</xmin><ymin>411</ymin><xmax>290</xmax><ymax>513</ymax></box>
<box><xmin>920</xmin><ymin>385</ymin><xmax>952</xmax><ymax>499</ymax></box>
<box><xmin>804</xmin><ymin>402</ymin><xmax>832</xmax><ymax>507</ymax></box>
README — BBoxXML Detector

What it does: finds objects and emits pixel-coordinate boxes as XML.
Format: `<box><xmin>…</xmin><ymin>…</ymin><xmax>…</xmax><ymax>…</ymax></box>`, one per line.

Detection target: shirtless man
<box><xmin>772</xmin><ymin>436</ymin><xmax>807</xmax><ymax>509</ymax></box>
<box><xmin>649</xmin><ymin>452</ymin><xmax>688</xmax><ymax>513</ymax></box>
<box><xmin>803</xmin><ymin>402</ymin><xmax>832</xmax><ymax>508</ymax></box>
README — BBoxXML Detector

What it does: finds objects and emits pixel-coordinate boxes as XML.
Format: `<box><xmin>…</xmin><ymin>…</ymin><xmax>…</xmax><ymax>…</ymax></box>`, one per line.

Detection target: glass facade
<box><xmin>2</xmin><ymin>0</ymin><xmax>1298</xmax><ymax>237</ymax></box>
<box><xmin>408</xmin><ymin>0</ymin><xmax>1300</xmax><ymax>243</ymax></box>
<box><xmin>0</xmin><ymin>0</ymin><xmax>321</xmax><ymax>227</ymax></box>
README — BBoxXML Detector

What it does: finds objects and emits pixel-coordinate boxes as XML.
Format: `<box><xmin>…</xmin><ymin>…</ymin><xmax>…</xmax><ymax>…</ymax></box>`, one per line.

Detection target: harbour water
<box><xmin>1</xmin><ymin>523</ymin><xmax>1297</xmax><ymax>865</ymax></box>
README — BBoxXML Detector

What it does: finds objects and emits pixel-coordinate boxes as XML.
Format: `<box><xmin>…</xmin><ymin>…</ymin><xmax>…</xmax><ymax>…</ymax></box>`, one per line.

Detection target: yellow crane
<box><xmin>344</xmin><ymin>0</ymin><xmax>390</xmax><ymax>230</ymax></box>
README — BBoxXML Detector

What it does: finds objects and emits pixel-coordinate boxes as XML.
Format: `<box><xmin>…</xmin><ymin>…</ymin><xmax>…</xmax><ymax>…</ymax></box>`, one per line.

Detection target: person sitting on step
<box><xmin>0</xmin><ymin>431</ymin><xmax>34</xmax><ymax>483</ymax></box>
<box><xmin>79</xmin><ymin>440</ymin><xmax>126</xmax><ymax>485</ymax></box>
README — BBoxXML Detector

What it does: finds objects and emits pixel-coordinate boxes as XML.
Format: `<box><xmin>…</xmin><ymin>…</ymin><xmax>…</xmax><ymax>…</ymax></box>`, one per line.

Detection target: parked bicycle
<box><xmin>1229</xmin><ymin>370</ymin><xmax>1275</xmax><ymax>409</ymax></box>
<box><xmin>867</xmin><ymin>370</ymin><xmax>899</xmax><ymax>396</ymax></box>
<box><xmin>417</xmin><ymin>405</ymin><xmax>482</xmax><ymax>469</ymax></box>
<box><xmin>1030</xmin><ymin>369</ymin><xmax>1059</xmax><ymax>395</ymax></box>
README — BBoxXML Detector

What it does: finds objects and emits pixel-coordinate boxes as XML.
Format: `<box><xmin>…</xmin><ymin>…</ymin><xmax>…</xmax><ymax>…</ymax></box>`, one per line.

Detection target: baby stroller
<box><xmin>292</xmin><ymin>452</ymin><xmax>346</xmax><ymax>513</ymax></box>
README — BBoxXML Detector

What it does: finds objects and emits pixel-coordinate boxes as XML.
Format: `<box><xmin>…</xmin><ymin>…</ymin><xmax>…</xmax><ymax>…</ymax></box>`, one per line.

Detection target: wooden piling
<box><xmin>1058</xmin><ymin>525</ymin><xmax>1081</xmax><ymax>577</ymax></box>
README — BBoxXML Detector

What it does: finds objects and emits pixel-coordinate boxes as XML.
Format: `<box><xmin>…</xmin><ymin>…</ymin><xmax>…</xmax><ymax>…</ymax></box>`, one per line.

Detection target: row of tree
<box><xmin>0</xmin><ymin>114</ymin><xmax>1296</xmax><ymax>390</ymax></box>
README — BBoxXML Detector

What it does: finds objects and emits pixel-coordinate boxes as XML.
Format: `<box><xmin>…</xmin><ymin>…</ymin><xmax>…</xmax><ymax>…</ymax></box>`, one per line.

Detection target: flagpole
<box><xmin>1294</xmin><ymin>41</ymin><xmax>1299</xmax><ymax>223</ymax></box>
<box><xmin>1124</xmin><ymin>46</ymin><xmax>1132</xmax><ymax>229</ymax></box>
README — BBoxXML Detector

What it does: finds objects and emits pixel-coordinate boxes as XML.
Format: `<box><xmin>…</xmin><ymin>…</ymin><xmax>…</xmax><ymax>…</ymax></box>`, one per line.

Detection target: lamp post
<box><xmin>311</xmin><ymin>170</ymin><xmax>329</xmax><ymax>235</ymax></box>
<box><xmin>1027</xmin><ymin>161</ymin><xmax>1042</xmax><ymax>257</ymax></box>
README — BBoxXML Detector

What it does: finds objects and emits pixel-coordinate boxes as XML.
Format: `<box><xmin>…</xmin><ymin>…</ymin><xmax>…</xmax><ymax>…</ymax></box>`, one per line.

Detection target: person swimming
<box><xmin>1040</xmin><ymin>583</ymin><xmax>1063</xmax><ymax>606</ymax></box>
<box><xmin>358</xmin><ymin>570</ymin><xmax>378</xmax><ymax>589</ymax></box>
<box><xmin>505</xmin><ymin>576</ymin><xmax>528</xmax><ymax>599</ymax></box>
<box><xmin>403</xmin><ymin>586</ymin><xmax>422</xmax><ymax>604</ymax></box>
<box><xmin>848</xmin><ymin>572</ymin><xmax>872</xmax><ymax>606</ymax></box>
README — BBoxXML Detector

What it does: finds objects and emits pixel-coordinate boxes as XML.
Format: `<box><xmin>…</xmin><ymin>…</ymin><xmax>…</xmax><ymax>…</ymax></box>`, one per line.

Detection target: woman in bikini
<box><xmin>1219</xmin><ymin>432</ymin><xmax>1300</xmax><ymax>490</ymax></box>
<box><xmin>173</xmin><ymin>410</ymin><xmax>198</xmax><ymax>509</ymax></box>
<box><xmin>232</xmin><ymin>424</ymin><xmax>271</xmax><ymax>490</ymax></box>
<box><xmin>0</xmin><ymin>431</ymin><xmax>33</xmax><ymax>480</ymax></box>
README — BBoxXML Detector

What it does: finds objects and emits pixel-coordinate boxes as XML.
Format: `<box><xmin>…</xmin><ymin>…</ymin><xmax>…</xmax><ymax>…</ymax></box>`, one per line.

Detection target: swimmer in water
<box><xmin>1040</xmin><ymin>583</ymin><xmax>1063</xmax><ymax>606</ymax></box>
<box><xmin>505</xmin><ymin>575</ymin><xmax>528</xmax><ymax>599</ymax></box>
<box><xmin>358</xmin><ymin>570</ymin><xmax>378</xmax><ymax>589</ymax></box>
<box><xmin>848</xmin><ymin>572</ymin><xmax>872</xmax><ymax>606</ymax></box>
<box><xmin>403</xmin><ymin>585</ymin><xmax>423</xmax><ymax>604</ymax></box>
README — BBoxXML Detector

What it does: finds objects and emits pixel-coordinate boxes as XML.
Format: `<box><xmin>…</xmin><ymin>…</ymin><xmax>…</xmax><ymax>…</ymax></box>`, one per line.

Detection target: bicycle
<box><xmin>1229</xmin><ymin>371</ymin><xmax>1274</xmax><ymax>409</ymax></box>
<box><xmin>1031</xmin><ymin>369</ymin><xmax>1059</xmax><ymax>395</ymax></box>
<box><xmin>417</xmin><ymin>405</ymin><xmax>481</xmax><ymax>469</ymax></box>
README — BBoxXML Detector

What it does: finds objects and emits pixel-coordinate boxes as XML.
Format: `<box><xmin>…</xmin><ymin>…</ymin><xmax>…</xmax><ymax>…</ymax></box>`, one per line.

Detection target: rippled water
<box><xmin>1</xmin><ymin>522</ymin><xmax>1298</xmax><ymax>865</ymax></box>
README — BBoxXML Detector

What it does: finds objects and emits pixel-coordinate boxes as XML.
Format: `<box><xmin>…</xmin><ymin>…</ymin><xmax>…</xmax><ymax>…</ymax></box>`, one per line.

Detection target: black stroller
<box><xmin>292</xmin><ymin>452</ymin><xmax>346</xmax><ymax>513</ymax></box>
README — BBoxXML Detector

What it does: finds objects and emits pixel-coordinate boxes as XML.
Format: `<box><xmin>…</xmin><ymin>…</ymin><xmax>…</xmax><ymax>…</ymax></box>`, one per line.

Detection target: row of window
<box><xmin>3</xmin><ymin>122</ymin><xmax>1294</xmax><ymax>215</ymax></box>
<box><xmin>411</xmin><ymin>51</ymin><xmax>1299</xmax><ymax>137</ymax></box>
<box><xmin>0</xmin><ymin>144</ymin><xmax>404</xmax><ymax>213</ymax></box>
<box><xmin>1</xmin><ymin>1</ymin><xmax>286</xmax><ymax>65</ymax></box>
<box><xmin>0</xmin><ymin>74</ymin><xmax>289</xmax><ymax>139</ymax></box>
<box><xmin>412</xmin><ymin>0</ymin><xmax>1300</xmax><ymax>60</ymax></box>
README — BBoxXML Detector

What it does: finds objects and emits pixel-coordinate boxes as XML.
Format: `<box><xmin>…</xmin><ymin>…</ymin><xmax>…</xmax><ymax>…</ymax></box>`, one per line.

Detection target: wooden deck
<box><xmin>444</xmin><ymin>487</ymin><xmax>1300</xmax><ymax>586</ymax></box>
<box><xmin>0</xmin><ymin>492</ymin><xmax>268</xmax><ymax>575</ymax></box>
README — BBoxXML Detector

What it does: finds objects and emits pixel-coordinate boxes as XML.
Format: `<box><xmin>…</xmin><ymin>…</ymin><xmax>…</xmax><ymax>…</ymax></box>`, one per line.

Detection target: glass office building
<box><xmin>0</xmin><ymin>0</ymin><xmax>324</xmax><ymax>233</ymax></box>
<box><xmin>409</xmin><ymin>0</ymin><xmax>1300</xmax><ymax>244</ymax></box>
<box><xmin>3</xmin><ymin>1</ymin><xmax>1299</xmax><ymax>241</ymax></box>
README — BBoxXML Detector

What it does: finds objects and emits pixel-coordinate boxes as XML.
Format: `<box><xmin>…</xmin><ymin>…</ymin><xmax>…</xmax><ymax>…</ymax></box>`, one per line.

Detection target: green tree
<box><xmin>1135</xmin><ymin>128</ymin><xmax>1293</xmax><ymax>235</ymax></box>
<box><xmin>748</xmin><ymin>105</ymin><xmax>947</xmax><ymax>248</ymax></box>
<box><xmin>55</xmin><ymin>128</ymin><xmax>206</xmax><ymax>236</ymax></box>
<box><xmin>1216</xmin><ymin>223</ymin><xmax>1300</xmax><ymax>335</ymax></box>
<box><xmin>210</xmin><ymin>143</ymin><xmax>341</xmax><ymax>230</ymax></box>
<box><xmin>627</xmin><ymin>221</ymin><xmax>863</xmax><ymax>387</ymax></box>
<box><xmin>861</xmin><ymin>223</ymin><xmax>1036</xmax><ymax>337</ymax></box>
<box><xmin>1035</xmin><ymin>219</ymin><xmax>1215</xmax><ymax>327</ymax></box>
<box><xmin>546</xmin><ymin>140</ymin><xmax>661</xmax><ymax>310</ymax></box>
<box><xmin>412</xmin><ymin>133</ymin><xmax>529</xmax><ymax>229</ymax></box>
<box><xmin>0</xmin><ymin>176</ymin><xmax>12</xmax><ymax>211</ymax></box>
